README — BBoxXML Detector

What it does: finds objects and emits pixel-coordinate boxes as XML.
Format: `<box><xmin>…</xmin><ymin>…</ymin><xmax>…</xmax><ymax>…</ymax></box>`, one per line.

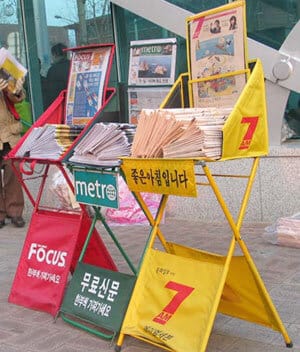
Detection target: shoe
<box><xmin>0</xmin><ymin>220</ymin><xmax>5</xmax><ymax>228</ymax></box>
<box><xmin>11</xmin><ymin>217</ymin><xmax>25</xmax><ymax>228</ymax></box>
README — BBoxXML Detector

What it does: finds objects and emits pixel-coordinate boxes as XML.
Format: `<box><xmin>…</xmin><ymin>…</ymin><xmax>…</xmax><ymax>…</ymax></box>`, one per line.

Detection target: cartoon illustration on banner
<box><xmin>188</xmin><ymin>3</ymin><xmax>247</xmax><ymax>108</ymax></box>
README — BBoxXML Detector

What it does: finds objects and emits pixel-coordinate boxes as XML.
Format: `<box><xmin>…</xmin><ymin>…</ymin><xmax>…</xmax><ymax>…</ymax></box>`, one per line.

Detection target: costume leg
<box><xmin>2</xmin><ymin>159</ymin><xmax>24</xmax><ymax>218</ymax></box>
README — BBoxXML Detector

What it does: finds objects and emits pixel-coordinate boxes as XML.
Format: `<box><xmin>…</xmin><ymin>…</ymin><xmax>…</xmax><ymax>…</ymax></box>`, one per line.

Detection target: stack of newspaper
<box><xmin>69</xmin><ymin>123</ymin><xmax>136</xmax><ymax>167</ymax></box>
<box><xmin>131</xmin><ymin>107</ymin><xmax>232</xmax><ymax>159</ymax></box>
<box><xmin>16</xmin><ymin>124</ymin><xmax>79</xmax><ymax>159</ymax></box>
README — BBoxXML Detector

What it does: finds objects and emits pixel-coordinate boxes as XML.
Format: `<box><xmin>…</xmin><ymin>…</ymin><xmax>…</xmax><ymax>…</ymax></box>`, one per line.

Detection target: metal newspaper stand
<box><xmin>116</xmin><ymin>2</ymin><xmax>292</xmax><ymax>349</ymax></box>
<box><xmin>55</xmin><ymin>38</ymin><xmax>181</xmax><ymax>340</ymax></box>
<box><xmin>58</xmin><ymin>113</ymin><xmax>140</xmax><ymax>339</ymax></box>
<box><xmin>115</xmin><ymin>57</ymin><xmax>293</xmax><ymax>352</ymax></box>
<box><xmin>7</xmin><ymin>44</ymin><xmax>118</xmax><ymax>317</ymax></box>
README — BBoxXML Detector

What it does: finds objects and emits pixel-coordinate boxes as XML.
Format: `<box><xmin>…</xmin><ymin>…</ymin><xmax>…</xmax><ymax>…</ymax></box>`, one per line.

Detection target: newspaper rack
<box><xmin>7</xmin><ymin>44</ymin><xmax>118</xmax><ymax>317</ymax></box>
<box><xmin>59</xmin><ymin>153</ymin><xmax>139</xmax><ymax>339</ymax></box>
<box><xmin>59</xmin><ymin>192</ymin><xmax>137</xmax><ymax>340</ymax></box>
<box><xmin>58</xmin><ymin>89</ymin><xmax>145</xmax><ymax>338</ymax></box>
<box><xmin>127</xmin><ymin>38</ymin><xmax>178</xmax><ymax>124</ymax></box>
<box><xmin>114</xmin><ymin>59</ymin><xmax>293</xmax><ymax>352</ymax></box>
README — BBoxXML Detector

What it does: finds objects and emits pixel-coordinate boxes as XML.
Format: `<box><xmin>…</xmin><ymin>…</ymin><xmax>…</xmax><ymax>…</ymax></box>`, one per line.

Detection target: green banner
<box><xmin>60</xmin><ymin>262</ymin><xmax>136</xmax><ymax>333</ymax></box>
<box><xmin>74</xmin><ymin>169</ymin><xmax>119</xmax><ymax>208</ymax></box>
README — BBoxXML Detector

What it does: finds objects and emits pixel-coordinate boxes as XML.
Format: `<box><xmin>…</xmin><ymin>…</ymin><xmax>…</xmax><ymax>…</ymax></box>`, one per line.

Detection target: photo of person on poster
<box><xmin>210</xmin><ymin>20</ymin><xmax>221</xmax><ymax>34</ymax></box>
<box><xmin>229</xmin><ymin>15</ymin><xmax>237</xmax><ymax>30</ymax></box>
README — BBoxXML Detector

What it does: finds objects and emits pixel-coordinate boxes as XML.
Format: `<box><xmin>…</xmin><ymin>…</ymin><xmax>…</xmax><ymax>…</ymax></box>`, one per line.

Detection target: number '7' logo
<box><xmin>239</xmin><ymin>116</ymin><xmax>259</xmax><ymax>150</ymax></box>
<box><xmin>239</xmin><ymin>116</ymin><xmax>258</xmax><ymax>150</ymax></box>
<box><xmin>153</xmin><ymin>281</ymin><xmax>194</xmax><ymax>325</ymax></box>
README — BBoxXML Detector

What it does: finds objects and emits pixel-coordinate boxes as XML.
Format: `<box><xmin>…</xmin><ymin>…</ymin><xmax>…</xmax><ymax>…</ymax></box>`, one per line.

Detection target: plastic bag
<box><xmin>49</xmin><ymin>169</ymin><xmax>80</xmax><ymax>211</ymax></box>
<box><xmin>263</xmin><ymin>213</ymin><xmax>300</xmax><ymax>249</ymax></box>
<box><xmin>105</xmin><ymin>176</ymin><xmax>162</xmax><ymax>225</ymax></box>
<box><xmin>281</xmin><ymin>118</ymin><xmax>296</xmax><ymax>142</ymax></box>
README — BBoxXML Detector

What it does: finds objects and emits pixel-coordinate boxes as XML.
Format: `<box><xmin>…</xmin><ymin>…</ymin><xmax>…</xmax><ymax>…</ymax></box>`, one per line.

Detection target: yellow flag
<box><xmin>222</xmin><ymin>59</ymin><xmax>269</xmax><ymax>160</ymax></box>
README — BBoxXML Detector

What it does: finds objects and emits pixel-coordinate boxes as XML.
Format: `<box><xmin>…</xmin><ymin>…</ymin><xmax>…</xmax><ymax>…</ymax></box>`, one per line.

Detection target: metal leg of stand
<box><xmin>202</xmin><ymin>158</ymin><xmax>292</xmax><ymax>347</ymax></box>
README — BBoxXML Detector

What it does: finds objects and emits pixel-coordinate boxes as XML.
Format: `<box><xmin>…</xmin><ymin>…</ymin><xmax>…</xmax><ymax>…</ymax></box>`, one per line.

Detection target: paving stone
<box><xmin>0</xmin><ymin>217</ymin><xmax>299</xmax><ymax>352</ymax></box>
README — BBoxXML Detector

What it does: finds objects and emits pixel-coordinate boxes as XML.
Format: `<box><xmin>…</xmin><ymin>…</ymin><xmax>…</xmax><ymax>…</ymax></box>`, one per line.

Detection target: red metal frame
<box><xmin>7</xmin><ymin>44</ymin><xmax>118</xmax><ymax>315</ymax></box>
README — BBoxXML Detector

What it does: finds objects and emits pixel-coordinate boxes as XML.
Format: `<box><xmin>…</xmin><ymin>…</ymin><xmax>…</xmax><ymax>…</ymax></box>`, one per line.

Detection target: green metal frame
<box><xmin>59</xmin><ymin>167</ymin><xmax>138</xmax><ymax>340</ymax></box>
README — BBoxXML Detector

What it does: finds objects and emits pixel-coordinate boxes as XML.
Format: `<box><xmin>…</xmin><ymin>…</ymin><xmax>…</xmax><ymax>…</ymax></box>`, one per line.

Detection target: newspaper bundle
<box><xmin>131</xmin><ymin>108</ymin><xmax>232</xmax><ymax>160</ymax></box>
<box><xmin>69</xmin><ymin>123</ymin><xmax>136</xmax><ymax>167</ymax></box>
<box><xmin>15</xmin><ymin>124</ymin><xmax>83</xmax><ymax>160</ymax></box>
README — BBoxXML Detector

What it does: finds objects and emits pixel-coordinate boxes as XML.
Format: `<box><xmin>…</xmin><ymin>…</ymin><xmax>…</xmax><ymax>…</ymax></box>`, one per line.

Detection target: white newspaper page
<box><xmin>65</xmin><ymin>46</ymin><xmax>112</xmax><ymax>125</ymax></box>
<box><xmin>128</xmin><ymin>87</ymin><xmax>170</xmax><ymax>124</ymax></box>
<box><xmin>128</xmin><ymin>38</ymin><xmax>177</xmax><ymax>86</ymax></box>
<box><xmin>188</xmin><ymin>3</ymin><xmax>246</xmax><ymax>108</ymax></box>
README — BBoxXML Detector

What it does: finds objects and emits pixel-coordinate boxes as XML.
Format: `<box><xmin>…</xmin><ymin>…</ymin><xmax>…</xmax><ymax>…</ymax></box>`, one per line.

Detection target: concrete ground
<box><xmin>0</xmin><ymin>214</ymin><xmax>299</xmax><ymax>352</ymax></box>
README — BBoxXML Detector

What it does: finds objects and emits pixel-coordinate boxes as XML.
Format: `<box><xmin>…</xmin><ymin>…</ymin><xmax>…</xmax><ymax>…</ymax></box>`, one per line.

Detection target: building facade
<box><xmin>2</xmin><ymin>0</ymin><xmax>299</xmax><ymax>222</ymax></box>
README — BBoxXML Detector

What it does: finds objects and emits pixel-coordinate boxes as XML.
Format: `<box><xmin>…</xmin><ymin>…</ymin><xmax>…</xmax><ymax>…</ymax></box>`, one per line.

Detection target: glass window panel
<box><xmin>34</xmin><ymin>0</ymin><xmax>115</xmax><ymax>112</ymax></box>
<box><xmin>246</xmin><ymin>0</ymin><xmax>299</xmax><ymax>50</ymax></box>
<box><xmin>0</xmin><ymin>1</ymin><xmax>25</xmax><ymax>64</ymax></box>
<box><xmin>0</xmin><ymin>1</ymin><xmax>32</xmax><ymax>129</ymax></box>
<box><xmin>166</xmin><ymin>0</ymin><xmax>299</xmax><ymax>50</ymax></box>
<box><xmin>114</xmin><ymin>7</ymin><xmax>187</xmax><ymax>82</ymax></box>
<box><xmin>165</xmin><ymin>0</ymin><xmax>224</xmax><ymax>13</ymax></box>
<box><xmin>3</xmin><ymin>0</ymin><xmax>299</xmax><ymax>139</ymax></box>
<box><xmin>160</xmin><ymin>0</ymin><xmax>300</xmax><ymax>140</ymax></box>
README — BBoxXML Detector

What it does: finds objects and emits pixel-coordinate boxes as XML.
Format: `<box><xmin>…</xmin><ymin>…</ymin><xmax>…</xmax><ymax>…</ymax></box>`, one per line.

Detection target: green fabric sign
<box><xmin>61</xmin><ymin>262</ymin><xmax>136</xmax><ymax>333</ymax></box>
<box><xmin>74</xmin><ymin>169</ymin><xmax>119</xmax><ymax>208</ymax></box>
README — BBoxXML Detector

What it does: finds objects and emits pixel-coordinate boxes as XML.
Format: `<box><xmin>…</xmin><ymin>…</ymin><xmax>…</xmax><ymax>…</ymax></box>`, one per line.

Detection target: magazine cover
<box><xmin>65</xmin><ymin>46</ymin><xmax>112</xmax><ymax>125</ymax></box>
<box><xmin>128</xmin><ymin>38</ymin><xmax>177</xmax><ymax>86</ymax></box>
<box><xmin>0</xmin><ymin>47</ymin><xmax>27</xmax><ymax>94</ymax></box>
<box><xmin>187</xmin><ymin>1</ymin><xmax>248</xmax><ymax>108</ymax></box>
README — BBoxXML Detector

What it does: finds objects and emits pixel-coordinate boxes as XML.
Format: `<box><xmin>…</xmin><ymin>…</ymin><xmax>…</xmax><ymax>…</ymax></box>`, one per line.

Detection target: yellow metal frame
<box><xmin>115</xmin><ymin>157</ymin><xmax>292</xmax><ymax>352</ymax></box>
<box><xmin>160</xmin><ymin>59</ymin><xmax>269</xmax><ymax>162</ymax></box>
<box><xmin>115</xmin><ymin>3</ymin><xmax>290</xmax><ymax>349</ymax></box>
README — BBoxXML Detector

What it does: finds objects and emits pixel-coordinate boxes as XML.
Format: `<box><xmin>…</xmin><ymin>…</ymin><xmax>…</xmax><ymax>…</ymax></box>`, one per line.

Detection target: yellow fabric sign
<box><xmin>168</xmin><ymin>242</ymin><xmax>283</xmax><ymax>332</ymax></box>
<box><xmin>120</xmin><ymin>248</ymin><xmax>224</xmax><ymax>352</ymax></box>
<box><xmin>222</xmin><ymin>59</ymin><xmax>269</xmax><ymax>160</ymax></box>
<box><xmin>219</xmin><ymin>255</ymin><xmax>282</xmax><ymax>330</ymax></box>
<box><xmin>121</xmin><ymin>158</ymin><xmax>197</xmax><ymax>197</ymax></box>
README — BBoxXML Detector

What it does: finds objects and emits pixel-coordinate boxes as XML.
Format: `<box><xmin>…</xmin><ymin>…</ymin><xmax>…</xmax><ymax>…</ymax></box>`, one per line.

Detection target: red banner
<box><xmin>9</xmin><ymin>210</ymin><xmax>87</xmax><ymax>316</ymax></box>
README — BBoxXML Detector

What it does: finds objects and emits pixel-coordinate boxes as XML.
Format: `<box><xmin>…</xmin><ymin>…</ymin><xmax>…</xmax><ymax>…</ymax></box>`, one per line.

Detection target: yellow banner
<box><xmin>120</xmin><ymin>248</ymin><xmax>224</xmax><ymax>352</ymax></box>
<box><xmin>121</xmin><ymin>158</ymin><xmax>197</xmax><ymax>197</ymax></box>
<box><xmin>219</xmin><ymin>255</ymin><xmax>282</xmax><ymax>330</ymax></box>
<box><xmin>167</xmin><ymin>242</ymin><xmax>283</xmax><ymax>332</ymax></box>
<box><xmin>222</xmin><ymin>59</ymin><xmax>269</xmax><ymax>160</ymax></box>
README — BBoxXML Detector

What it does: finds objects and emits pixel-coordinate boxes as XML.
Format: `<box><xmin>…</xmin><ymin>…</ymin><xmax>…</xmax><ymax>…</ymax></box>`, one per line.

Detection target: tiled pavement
<box><xmin>1</xmin><ymin>215</ymin><xmax>300</xmax><ymax>352</ymax></box>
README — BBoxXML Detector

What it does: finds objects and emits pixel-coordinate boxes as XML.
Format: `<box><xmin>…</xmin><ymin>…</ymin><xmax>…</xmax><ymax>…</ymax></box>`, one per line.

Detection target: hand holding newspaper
<box><xmin>0</xmin><ymin>47</ymin><xmax>27</xmax><ymax>94</ymax></box>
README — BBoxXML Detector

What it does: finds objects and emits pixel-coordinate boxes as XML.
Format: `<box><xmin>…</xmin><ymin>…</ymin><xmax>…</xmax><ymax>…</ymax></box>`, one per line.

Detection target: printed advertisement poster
<box><xmin>128</xmin><ymin>38</ymin><xmax>177</xmax><ymax>86</ymax></box>
<box><xmin>188</xmin><ymin>3</ymin><xmax>246</xmax><ymax>108</ymax></box>
<box><xmin>65</xmin><ymin>46</ymin><xmax>112</xmax><ymax>125</ymax></box>
<box><xmin>128</xmin><ymin>87</ymin><xmax>170</xmax><ymax>124</ymax></box>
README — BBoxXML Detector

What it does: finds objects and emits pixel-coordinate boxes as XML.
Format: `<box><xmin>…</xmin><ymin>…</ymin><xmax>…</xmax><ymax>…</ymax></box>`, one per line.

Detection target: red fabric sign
<box><xmin>9</xmin><ymin>210</ymin><xmax>95</xmax><ymax>316</ymax></box>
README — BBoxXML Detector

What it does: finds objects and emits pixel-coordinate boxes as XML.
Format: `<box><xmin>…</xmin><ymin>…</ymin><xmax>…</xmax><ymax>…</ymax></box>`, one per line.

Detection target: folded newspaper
<box><xmin>131</xmin><ymin>108</ymin><xmax>231</xmax><ymax>159</ymax></box>
<box><xmin>15</xmin><ymin>124</ymin><xmax>78</xmax><ymax>160</ymax></box>
<box><xmin>69</xmin><ymin>123</ymin><xmax>136</xmax><ymax>167</ymax></box>
<box><xmin>0</xmin><ymin>47</ymin><xmax>27</xmax><ymax>94</ymax></box>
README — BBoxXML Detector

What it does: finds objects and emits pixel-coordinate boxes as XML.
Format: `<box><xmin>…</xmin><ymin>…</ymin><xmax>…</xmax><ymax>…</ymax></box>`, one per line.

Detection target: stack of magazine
<box><xmin>16</xmin><ymin>124</ymin><xmax>83</xmax><ymax>159</ymax></box>
<box><xmin>131</xmin><ymin>107</ymin><xmax>232</xmax><ymax>159</ymax></box>
<box><xmin>69</xmin><ymin>123</ymin><xmax>136</xmax><ymax>167</ymax></box>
